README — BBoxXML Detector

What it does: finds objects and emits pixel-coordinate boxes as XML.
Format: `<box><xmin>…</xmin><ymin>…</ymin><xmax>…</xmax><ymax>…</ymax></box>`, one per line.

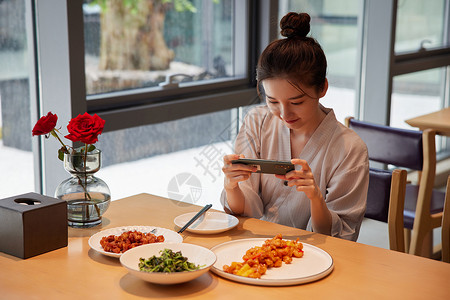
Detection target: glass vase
<box><xmin>55</xmin><ymin>149</ymin><xmax>111</xmax><ymax>228</ymax></box>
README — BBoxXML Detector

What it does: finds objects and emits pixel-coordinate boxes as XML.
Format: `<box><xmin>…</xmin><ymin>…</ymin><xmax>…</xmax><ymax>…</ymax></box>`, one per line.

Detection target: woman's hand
<box><xmin>222</xmin><ymin>154</ymin><xmax>256</xmax><ymax>190</ymax></box>
<box><xmin>276</xmin><ymin>158</ymin><xmax>331</xmax><ymax>235</ymax></box>
<box><xmin>275</xmin><ymin>159</ymin><xmax>322</xmax><ymax>202</ymax></box>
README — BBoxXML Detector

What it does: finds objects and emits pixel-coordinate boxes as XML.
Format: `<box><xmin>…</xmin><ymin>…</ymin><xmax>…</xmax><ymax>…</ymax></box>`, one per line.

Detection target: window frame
<box><xmin>358</xmin><ymin>0</ymin><xmax>450</xmax><ymax>126</ymax></box>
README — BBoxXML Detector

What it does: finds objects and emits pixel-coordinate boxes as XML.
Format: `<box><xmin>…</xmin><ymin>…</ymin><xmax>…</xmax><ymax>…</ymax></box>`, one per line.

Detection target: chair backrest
<box><xmin>346</xmin><ymin>117</ymin><xmax>439</xmax><ymax>257</ymax></box>
<box><xmin>367</xmin><ymin>168</ymin><xmax>407</xmax><ymax>252</ymax></box>
<box><xmin>442</xmin><ymin>175</ymin><xmax>450</xmax><ymax>263</ymax></box>
<box><xmin>346</xmin><ymin>117</ymin><xmax>437</xmax><ymax>215</ymax></box>
<box><xmin>367</xmin><ymin>168</ymin><xmax>393</xmax><ymax>222</ymax></box>
<box><xmin>346</xmin><ymin>118</ymin><xmax>423</xmax><ymax>170</ymax></box>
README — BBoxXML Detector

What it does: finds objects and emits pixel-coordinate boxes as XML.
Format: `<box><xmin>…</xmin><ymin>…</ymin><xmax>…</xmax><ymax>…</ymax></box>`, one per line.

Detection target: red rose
<box><xmin>65</xmin><ymin>113</ymin><xmax>105</xmax><ymax>144</ymax></box>
<box><xmin>32</xmin><ymin>112</ymin><xmax>58</xmax><ymax>136</ymax></box>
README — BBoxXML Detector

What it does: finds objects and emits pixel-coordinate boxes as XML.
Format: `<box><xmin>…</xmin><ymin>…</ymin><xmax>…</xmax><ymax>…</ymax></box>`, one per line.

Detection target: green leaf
<box><xmin>87</xmin><ymin>145</ymin><xmax>96</xmax><ymax>152</ymax></box>
<box><xmin>89</xmin><ymin>0</ymin><xmax>107</xmax><ymax>11</ymax></box>
<box><xmin>174</xmin><ymin>0</ymin><xmax>197</xmax><ymax>13</ymax></box>
<box><xmin>58</xmin><ymin>148</ymin><xmax>65</xmax><ymax>161</ymax></box>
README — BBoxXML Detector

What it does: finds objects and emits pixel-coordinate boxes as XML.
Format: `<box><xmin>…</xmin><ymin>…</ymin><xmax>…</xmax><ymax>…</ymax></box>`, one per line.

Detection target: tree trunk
<box><xmin>99</xmin><ymin>0</ymin><xmax>174</xmax><ymax>71</ymax></box>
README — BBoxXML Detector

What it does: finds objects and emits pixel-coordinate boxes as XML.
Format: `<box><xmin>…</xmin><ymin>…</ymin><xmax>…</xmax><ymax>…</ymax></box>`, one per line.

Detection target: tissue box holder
<box><xmin>0</xmin><ymin>192</ymin><xmax>68</xmax><ymax>259</ymax></box>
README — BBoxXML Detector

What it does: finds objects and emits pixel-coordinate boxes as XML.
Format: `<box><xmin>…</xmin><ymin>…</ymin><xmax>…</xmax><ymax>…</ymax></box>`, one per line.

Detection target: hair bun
<box><xmin>280</xmin><ymin>12</ymin><xmax>310</xmax><ymax>38</ymax></box>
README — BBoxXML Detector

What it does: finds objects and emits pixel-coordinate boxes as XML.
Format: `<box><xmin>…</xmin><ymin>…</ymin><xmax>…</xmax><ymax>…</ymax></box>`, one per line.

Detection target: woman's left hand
<box><xmin>275</xmin><ymin>159</ymin><xmax>322</xmax><ymax>201</ymax></box>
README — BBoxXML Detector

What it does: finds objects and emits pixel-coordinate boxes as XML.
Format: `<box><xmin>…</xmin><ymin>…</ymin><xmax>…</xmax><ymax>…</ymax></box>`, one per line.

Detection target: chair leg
<box><xmin>388</xmin><ymin>169</ymin><xmax>407</xmax><ymax>252</ymax></box>
<box><xmin>404</xmin><ymin>228</ymin><xmax>411</xmax><ymax>253</ymax></box>
<box><xmin>432</xmin><ymin>243</ymin><xmax>442</xmax><ymax>261</ymax></box>
<box><xmin>422</xmin><ymin>231</ymin><xmax>433</xmax><ymax>257</ymax></box>
<box><xmin>444</xmin><ymin>228</ymin><xmax>450</xmax><ymax>262</ymax></box>
<box><xmin>410</xmin><ymin>229</ymin><xmax>433</xmax><ymax>258</ymax></box>
<box><xmin>442</xmin><ymin>176</ymin><xmax>450</xmax><ymax>263</ymax></box>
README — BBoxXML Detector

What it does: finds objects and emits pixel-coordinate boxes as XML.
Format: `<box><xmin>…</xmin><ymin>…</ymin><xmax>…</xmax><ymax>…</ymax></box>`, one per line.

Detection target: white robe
<box><xmin>220</xmin><ymin>105</ymin><xmax>369</xmax><ymax>241</ymax></box>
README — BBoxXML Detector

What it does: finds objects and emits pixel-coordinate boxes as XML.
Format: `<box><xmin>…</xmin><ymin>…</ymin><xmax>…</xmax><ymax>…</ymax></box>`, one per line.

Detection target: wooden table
<box><xmin>1</xmin><ymin>194</ymin><xmax>449</xmax><ymax>299</ymax></box>
<box><xmin>405</xmin><ymin>107</ymin><xmax>450</xmax><ymax>136</ymax></box>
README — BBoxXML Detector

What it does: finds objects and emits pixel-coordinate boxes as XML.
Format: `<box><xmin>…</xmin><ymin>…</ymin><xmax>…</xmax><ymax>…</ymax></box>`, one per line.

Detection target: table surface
<box><xmin>405</xmin><ymin>107</ymin><xmax>450</xmax><ymax>136</ymax></box>
<box><xmin>1</xmin><ymin>193</ymin><xmax>449</xmax><ymax>299</ymax></box>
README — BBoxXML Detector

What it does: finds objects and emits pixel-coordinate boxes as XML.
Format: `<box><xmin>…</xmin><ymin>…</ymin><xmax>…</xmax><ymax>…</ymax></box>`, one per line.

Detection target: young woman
<box><xmin>220</xmin><ymin>12</ymin><xmax>369</xmax><ymax>241</ymax></box>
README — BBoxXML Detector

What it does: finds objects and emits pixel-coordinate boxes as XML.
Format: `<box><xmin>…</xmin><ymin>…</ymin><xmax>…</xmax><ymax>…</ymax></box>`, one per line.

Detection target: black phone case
<box><xmin>231</xmin><ymin>158</ymin><xmax>295</xmax><ymax>175</ymax></box>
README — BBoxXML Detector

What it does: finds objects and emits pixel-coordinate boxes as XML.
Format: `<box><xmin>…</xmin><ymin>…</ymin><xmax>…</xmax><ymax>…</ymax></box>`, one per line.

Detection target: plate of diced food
<box><xmin>210</xmin><ymin>234</ymin><xmax>333</xmax><ymax>286</ymax></box>
<box><xmin>88</xmin><ymin>226</ymin><xmax>183</xmax><ymax>258</ymax></box>
<box><xmin>120</xmin><ymin>242</ymin><xmax>216</xmax><ymax>284</ymax></box>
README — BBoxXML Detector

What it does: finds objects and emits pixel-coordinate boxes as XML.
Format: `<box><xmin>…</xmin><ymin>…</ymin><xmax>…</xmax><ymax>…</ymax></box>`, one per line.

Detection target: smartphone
<box><xmin>231</xmin><ymin>158</ymin><xmax>295</xmax><ymax>175</ymax></box>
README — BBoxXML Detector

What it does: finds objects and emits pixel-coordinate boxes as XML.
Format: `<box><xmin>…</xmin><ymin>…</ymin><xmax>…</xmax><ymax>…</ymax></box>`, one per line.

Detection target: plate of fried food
<box><xmin>210</xmin><ymin>234</ymin><xmax>333</xmax><ymax>286</ymax></box>
<box><xmin>88</xmin><ymin>226</ymin><xmax>183</xmax><ymax>258</ymax></box>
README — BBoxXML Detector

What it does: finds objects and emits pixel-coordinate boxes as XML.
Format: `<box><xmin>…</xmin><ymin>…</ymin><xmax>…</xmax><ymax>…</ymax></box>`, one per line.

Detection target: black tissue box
<box><xmin>0</xmin><ymin>192</ymin><xmax>68</xmax><ymax>259</ymax></box>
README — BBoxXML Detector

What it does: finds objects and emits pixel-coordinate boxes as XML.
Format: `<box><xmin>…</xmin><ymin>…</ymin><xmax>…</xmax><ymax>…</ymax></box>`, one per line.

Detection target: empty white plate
<box><xmin>174</xmin><ymin>211</ymin><xmax>239</xmax><ymax>234</ymax></box>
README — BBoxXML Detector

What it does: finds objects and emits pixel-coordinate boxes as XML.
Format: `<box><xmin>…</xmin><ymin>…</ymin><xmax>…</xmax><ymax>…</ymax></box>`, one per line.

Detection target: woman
<box><xmin>220</xmin><ymin>12</ymin><xmax>369</xmax><ymax>241</ymax></box>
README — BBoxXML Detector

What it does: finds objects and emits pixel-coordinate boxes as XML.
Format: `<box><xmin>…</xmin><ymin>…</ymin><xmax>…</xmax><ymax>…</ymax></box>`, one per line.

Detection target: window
<box><xmin>391</xmin><ymin>68</ymin><xmax>444</xmax><ymax>130</ymax></box>
<box><xmin>278</xmin><ymin>0</ymin><xmax>361</xmax><ymax>123</ymax></box>
<box><xmin>395</xmin><ymin>0</ymin><xmax>447</xmax><ymax>53</ymax></box>
<box><xmin>2</xmin><ymin>0</ymin><xmax>446</xmax><ymax>198</ymax></box>
<box><xmin>34</xmin><ymin>0</ymin><xmax>258</xmax><ymax>195</ymax></box>
<box><xmin>84</xmin><ymin>0</ymin><xmax>240</xmax><ymax>96</ymax></box>
<box><xmin>82</xmin><ymin>0</ymin><xmax>254</xmax><ymax>124</ymax></box>
<box><xmin>0</xmin><ymin>0</ymin><xmax>35</xmax><ymax>198</ymax></box>
<box><xmin>392</xmin><ymin>0</ymin><xmax>450</xmax><ymax>154</ymax></box>
<box><xmin>96</xmin><ymin>108</ymin><xmax>236</xmax><ymax>203</ymax></box>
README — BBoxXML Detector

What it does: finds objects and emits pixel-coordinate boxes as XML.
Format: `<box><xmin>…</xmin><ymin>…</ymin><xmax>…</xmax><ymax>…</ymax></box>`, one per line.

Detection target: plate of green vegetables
<box><xmin>120</xmin><ymin>242</ymin><xmax>216</xmax><ymax>284</ymax></box>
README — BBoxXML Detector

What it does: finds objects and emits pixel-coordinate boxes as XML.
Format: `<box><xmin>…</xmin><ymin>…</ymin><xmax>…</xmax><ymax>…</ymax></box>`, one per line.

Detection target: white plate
<box><xmin>88</xmin><ymin>226</ymin><xmax>183</xmax><ymax>258</ymax></box>
<box><xmin>120</xmin><ymin>242</ymin><xmax>216</xmax><ymax>285</ymax></box>
<box><xmin>174</xmin><ymin>211</ymin><xmax>239</xmax><ymax>234</ymax></box>
<box><xmin>210</xmin><ymin>238</ymin><xmax>333</xmax><ymax>286</ymax></box>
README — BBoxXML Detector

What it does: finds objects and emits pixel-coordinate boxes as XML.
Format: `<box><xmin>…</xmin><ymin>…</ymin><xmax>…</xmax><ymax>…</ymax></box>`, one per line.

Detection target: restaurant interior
<box><xmin>0</xmin><ymin>0</ymin><xmax>449</xmax><ymax>298</ymax></box>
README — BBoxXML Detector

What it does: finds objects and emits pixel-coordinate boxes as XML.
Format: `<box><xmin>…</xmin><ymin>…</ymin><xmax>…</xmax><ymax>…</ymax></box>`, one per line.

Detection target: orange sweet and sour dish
<box><xmin>223</xmin><ymin>234</ymin><xmax>304</xmax><ymax>278</ymax></box>
<box><xmin>100</xmin><ymin>230</ymin><xmax>165</xmax><ymax>254</ymax></box>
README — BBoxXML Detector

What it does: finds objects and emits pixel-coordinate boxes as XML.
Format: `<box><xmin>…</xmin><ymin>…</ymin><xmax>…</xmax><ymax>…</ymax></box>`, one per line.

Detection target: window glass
<box><xmin>0</xmin><ymin>0</ymin><xmax>34</xmax><ymax>198</ymax></box>
<box><xmin>391</xmin><ymin>68</ymin><xmax>443</xmax><ymax>129</ymax></box>
<box><xmin>83</xmin><ymin>0</ymin><xmax>235</xmax><ymax>96</ymax></box>
<box><xmin>391</xmin><ymin>68</ymin><xmax>445</xmax><ymax>152</ymax></box>
<box><xmin>278</xmin><ymin>0</ymin><xmax>360</xmax><ymax>123</ymax></box>
<box><xmin>95</xmin><ymin>107</ymin><xmax>236</xmax><ymax>209</ymax></box>
<box><xmin>395</xmin><ymin>0</ymin><xmax>446</xmax><ymax>53</ymax></box>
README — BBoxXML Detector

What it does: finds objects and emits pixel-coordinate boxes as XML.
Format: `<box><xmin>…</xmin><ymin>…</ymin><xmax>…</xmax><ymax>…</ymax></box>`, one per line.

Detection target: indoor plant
<box><xmin>32</xmin><ymin>112</ymin><xmax>111</xmax><ymax>228</ymax></box>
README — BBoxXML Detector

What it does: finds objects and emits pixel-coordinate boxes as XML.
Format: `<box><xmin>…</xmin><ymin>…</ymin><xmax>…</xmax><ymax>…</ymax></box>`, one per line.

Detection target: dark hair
<box><xmin>256</xmin><ymin>12</ymin><xmax>327</xmax><ymax>96</ymax></box>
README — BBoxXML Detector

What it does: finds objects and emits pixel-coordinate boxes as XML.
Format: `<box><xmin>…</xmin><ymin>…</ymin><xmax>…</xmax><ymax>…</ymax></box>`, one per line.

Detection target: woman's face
<box><xmin>262</xmin><ymin>78</ymin><xmax>327</xmax><ymax>131</ymax></box>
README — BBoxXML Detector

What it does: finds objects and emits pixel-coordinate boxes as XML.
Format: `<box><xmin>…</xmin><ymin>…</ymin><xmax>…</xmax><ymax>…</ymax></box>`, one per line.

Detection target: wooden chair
<box><xmin>442</xmin><ymin>175</ymin><xmax>450</xmax><ymax>263</ymax></box>
<box><xmin>367</xmin><ymin>168</ymin><xmax>407</xmax><ymax>252</ymax></box>
<box><xmin>346</xmin><ymin>117</ymin><xmax>446</xmax><ymax>257</ymax></box>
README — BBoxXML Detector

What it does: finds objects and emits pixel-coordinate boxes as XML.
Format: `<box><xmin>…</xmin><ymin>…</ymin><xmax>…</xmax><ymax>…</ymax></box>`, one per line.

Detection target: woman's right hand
<box><xmin>222</xmin><ymin>154</ymin><xmax>256</xmax><ymax>190</ymax></box>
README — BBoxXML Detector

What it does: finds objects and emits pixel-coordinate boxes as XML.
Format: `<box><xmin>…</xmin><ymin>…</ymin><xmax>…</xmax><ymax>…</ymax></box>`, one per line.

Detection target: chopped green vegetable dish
<box><xmin>139</xmin><ymin>248</ymin><xmax>203</xmax><ymax>273</ymax></box>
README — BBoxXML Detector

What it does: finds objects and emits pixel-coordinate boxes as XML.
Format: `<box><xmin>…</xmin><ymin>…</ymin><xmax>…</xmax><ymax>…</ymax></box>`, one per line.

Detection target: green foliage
<box><xmin>58</xmin><ymin>147</ymin><xmax>66</xmax><ymax>161</ymax></box>
<box><xmin>87</xmin><ymin>145</ymin><xmax>97</xmax><ymax>152</ymax></box>
<box><xmin>163</xmin><ymin>0</ymin><xmax>197</xmax><ymax>13</ymax></box>
<box><xmin>90</xmin><ymin>0</ymin><xmax>200</xmax><ymax>13</ymax></box>
<box><xmin>90</xmin><ymin>0</ymin><xmax>107</xmax><ymax>11</ymax></box>
<box><xmin>57</xmin><ymin>145</ymin><xmax>96</xmax><ymax>162</ymax></box>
